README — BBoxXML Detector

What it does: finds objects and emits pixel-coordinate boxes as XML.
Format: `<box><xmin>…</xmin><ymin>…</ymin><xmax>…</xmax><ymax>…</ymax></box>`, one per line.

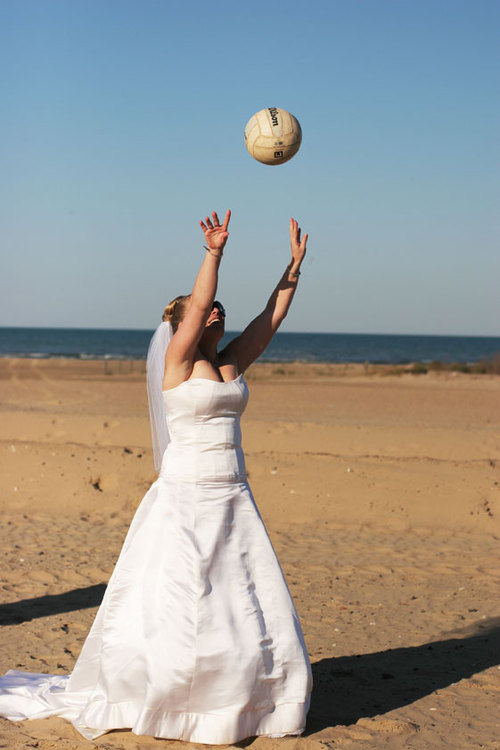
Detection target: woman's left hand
<box><xmin>200</xmin><ymin>210</ymin><xmax>231</xmax><ymax>253</ymax></box>
<box><xmin>289</xmin><ymin>218</ymin><xmax>308</xmax><ymax>266</ymax></box>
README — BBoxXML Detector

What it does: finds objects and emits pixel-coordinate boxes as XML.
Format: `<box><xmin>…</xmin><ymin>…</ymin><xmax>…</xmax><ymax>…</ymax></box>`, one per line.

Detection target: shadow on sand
<box><xmin>1</xmin><ymin>589</ymin><xmax>498</xmax><ymax>733</ymax></box>
<box><xmin>307</xmin><ymin>616</ymin><xmax>500</xmax><ymax>731</ymax></box>
<box><xmin>0</xmin><ymin>584</ymin><xmax>106</xmax><ymax>625</ymax></box>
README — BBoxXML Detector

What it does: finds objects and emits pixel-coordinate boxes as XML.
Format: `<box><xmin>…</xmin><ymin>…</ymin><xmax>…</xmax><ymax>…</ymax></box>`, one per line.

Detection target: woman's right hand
<box><xmin>289</xmin><ymin>217</ymin><xmax>308</xmax><ymax>267</ymax></box>
<box><xmin>200</xmin><ymin>210</ymin><xmax>231</xmax><ymax>253</ymax></box>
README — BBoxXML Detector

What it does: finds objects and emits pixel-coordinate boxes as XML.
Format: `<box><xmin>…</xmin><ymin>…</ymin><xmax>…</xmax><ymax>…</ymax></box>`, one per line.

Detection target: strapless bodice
<box><xmin>159</xmin><ymin>374</ymin><xmax>249</xmax><ymax>483</ymax></box>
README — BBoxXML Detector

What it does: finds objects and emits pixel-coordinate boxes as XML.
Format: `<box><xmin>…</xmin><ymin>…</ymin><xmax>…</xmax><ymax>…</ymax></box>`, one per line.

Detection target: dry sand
<box><xmin>0</xmin><ymin>358</ymin><xmax>499</xmax><ymax>750</ymax></box>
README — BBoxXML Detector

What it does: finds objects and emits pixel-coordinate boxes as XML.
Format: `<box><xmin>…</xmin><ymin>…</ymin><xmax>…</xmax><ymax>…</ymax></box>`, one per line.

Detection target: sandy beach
<box><xmin>0</xmin><ymin>358</ymin><xmax>499</xmax><ymax>750</ymax></box>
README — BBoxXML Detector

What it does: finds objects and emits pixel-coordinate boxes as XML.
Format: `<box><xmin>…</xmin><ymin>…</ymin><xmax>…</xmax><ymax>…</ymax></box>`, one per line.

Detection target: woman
<box><xmin>0</xmin><ymin>210</ymin><xmax>312</xmax><ymax>744</ymax></box>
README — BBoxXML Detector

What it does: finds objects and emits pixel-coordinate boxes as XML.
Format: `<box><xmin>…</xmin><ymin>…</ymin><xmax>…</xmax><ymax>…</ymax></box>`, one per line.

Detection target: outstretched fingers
<box><xmin>290</xmin><ymin>217</ymin><xmax>301</xmax><ymax>243</ymax></box>
<box><xmin>221</xmin><ymin>209</ymin><xmax>231</xmax><ymax>231</ymax></box>
<box><xmin>200</xmin><ymin>210</ymin><xmax>231</xmax><ymax>233</ymax></box>
<box><xmin>290</xmin><ymin>218</ymin><xmax>308</xmax><ymax>252</ymax></box>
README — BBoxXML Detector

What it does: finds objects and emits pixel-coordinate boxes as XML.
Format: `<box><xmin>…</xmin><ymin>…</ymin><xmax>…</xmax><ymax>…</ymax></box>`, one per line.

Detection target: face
<box><xmin>206</xmin><ymin>300</ymin><xmax>226</xmax><ymax>328</ymax></box>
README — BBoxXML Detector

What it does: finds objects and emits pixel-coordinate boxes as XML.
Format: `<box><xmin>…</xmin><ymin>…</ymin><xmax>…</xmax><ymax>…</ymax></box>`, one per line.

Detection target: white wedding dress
<box><xmin>0</xmin><ymin>374</ymin><xmax>312</xmax><ymax>743</ymax></box>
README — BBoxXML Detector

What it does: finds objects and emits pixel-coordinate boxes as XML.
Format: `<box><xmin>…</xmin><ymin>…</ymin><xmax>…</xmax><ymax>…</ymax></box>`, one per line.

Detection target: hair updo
<box><xmin>162</xmin><ymin>295</ymin><xmax>190</xmax><ymax>333</ymax></box>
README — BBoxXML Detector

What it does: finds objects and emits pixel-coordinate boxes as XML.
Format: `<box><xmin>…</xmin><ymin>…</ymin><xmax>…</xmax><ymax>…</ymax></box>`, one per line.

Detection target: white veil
<box><xmin>146</xmin><ymin>321</ymin><xmax>173</xmax><ymax>472</ymax></box>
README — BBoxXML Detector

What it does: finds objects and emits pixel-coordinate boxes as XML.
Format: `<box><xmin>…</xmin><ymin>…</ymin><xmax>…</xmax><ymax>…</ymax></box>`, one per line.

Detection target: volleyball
<box><xmin>244</xmin><ymin>107</ymin><xmax>302</xmax><ymax>165</ymax></box>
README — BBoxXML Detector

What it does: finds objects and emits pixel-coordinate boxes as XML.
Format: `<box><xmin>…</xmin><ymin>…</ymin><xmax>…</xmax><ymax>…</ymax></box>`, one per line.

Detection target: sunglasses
<box><xmin>212</xmin><ymin>301</ymin><xmax>226</xmax><ymax>318</ymax></box>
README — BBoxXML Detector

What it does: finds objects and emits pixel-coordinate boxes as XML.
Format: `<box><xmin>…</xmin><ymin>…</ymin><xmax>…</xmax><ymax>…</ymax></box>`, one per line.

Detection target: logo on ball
<box><xmin>268</xmin><ymin>107</ymin><xmax>279</xmax><ymax>127</ymax></box>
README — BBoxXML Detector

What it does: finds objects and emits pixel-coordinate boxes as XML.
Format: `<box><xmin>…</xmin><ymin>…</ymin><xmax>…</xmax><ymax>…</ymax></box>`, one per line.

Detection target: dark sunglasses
<box><xmin>212</xmin><ymin>301</ymin><xmax>226</xmax><ymax>318</ymax></box>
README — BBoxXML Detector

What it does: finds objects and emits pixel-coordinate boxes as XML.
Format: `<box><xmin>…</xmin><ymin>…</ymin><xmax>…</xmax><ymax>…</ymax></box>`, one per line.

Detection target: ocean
<box><xmin>1</xmin><ymin>327</ymin><xmax>499</xmax><ymax>365</ymax></box>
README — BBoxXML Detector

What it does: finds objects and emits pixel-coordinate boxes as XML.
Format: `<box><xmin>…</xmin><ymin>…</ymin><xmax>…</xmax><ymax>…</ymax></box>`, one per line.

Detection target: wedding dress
<box><xmin>0</xmin><ymin>374</ymin><xmax>312</xmax><ymax>743</ymax></box>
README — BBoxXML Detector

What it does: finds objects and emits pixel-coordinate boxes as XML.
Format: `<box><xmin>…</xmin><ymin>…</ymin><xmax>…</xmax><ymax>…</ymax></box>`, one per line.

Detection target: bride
<box><xmin>0</xmin><ymin>210</ymin><xmax>312</xmax><ymax>744</ymax></box>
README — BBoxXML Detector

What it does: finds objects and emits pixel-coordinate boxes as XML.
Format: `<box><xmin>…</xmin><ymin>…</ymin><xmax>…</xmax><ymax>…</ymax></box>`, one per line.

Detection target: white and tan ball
<box><xmin>244</xmin><ymin>107</ymin><xmax>302</xmax><ymax>165</ymax></box>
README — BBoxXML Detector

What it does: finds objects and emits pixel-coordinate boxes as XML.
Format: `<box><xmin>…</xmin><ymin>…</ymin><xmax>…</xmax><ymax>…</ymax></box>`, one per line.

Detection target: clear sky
<box><xmin>1</xmin><ymin>0</ymin><xmax>499</xmax><ymax>335</ymax></box>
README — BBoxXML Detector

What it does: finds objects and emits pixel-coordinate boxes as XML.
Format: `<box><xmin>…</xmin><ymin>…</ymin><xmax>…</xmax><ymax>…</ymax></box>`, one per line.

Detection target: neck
<box><xmin>198</xmin><ymin>341</ymin><xmax>219</xmax><ymax>366</ymax></box>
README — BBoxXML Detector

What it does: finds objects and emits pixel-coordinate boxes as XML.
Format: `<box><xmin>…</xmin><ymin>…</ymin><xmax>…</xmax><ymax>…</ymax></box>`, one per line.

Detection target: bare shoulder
<box><xmin>218</xmin><ymin>342</ymin><xmax>242</xmax><ymax>374</ymax></box>
<box><xmin>162</xmin><ymin>358</ymin><xmax>192</xmax><ymax>390</ymax></box>
<box><xmin>217</xmin><ymin>336</ymin><xmax>239</xmax><ymax>367</ymax></box>
<box><xmin>219</xmin><ymin>318</ymin><xmax>270</xmax><ymax>374</ymax></box>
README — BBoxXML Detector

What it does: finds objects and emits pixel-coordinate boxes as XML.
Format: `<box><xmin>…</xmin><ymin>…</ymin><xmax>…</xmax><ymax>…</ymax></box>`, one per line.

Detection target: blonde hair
<box><xmin>162</xmin><ymin>295</ymin><xmax>190</xmax><ymax>333</ymax></box>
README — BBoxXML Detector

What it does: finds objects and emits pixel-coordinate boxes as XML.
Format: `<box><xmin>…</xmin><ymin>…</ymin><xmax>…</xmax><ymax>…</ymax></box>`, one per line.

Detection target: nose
<box><xmin>212</xmin><ymin>302</ymin><xmax>226</xmax><ymax>317</ymax></box>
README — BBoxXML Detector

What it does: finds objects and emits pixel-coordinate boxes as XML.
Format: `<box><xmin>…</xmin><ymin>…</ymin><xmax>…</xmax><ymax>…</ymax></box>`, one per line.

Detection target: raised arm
<box><xmin>222</xmin><ymin>218</ymin><xmax>308</xmax><ymax>373</ymax></box>
<box><xmin>164</xmin><ymin>210</ymin><xmax>231</xmax><ymax>387</ymax></box>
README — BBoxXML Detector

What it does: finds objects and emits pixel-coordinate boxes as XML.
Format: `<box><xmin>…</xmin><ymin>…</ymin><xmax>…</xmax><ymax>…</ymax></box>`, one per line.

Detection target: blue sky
<box><xmin>1</xmin><ymin>0</ymin><xmax>499</xmax><ymax>335</ymax></box>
